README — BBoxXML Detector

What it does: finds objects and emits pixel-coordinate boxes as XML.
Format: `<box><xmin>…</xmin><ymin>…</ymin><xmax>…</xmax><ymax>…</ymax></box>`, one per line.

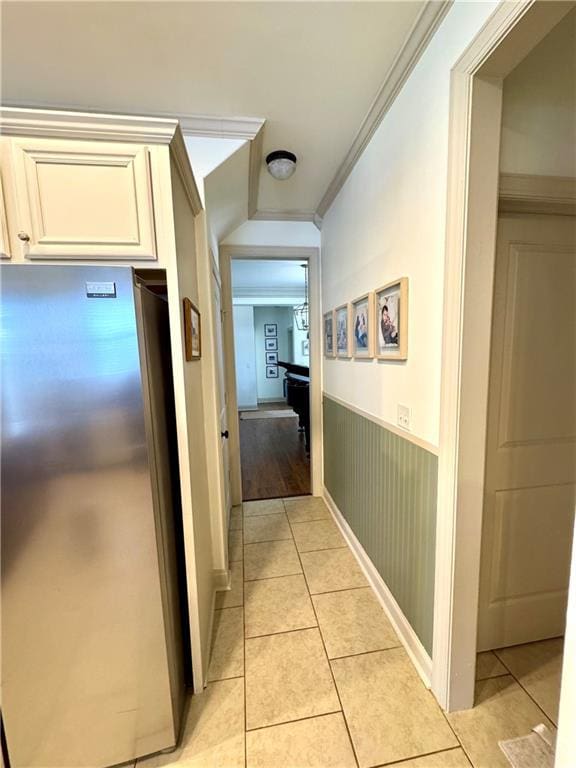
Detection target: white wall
<box><xmin>254</xmin><ymin>306</ymin><xmax>293</xmax><ymax>401</ymax></box>
<box><xmin>223</xmin><ymin>219</ymin><xmax>320</xmax><ymax>247</ymax></box>
<box><xmin>292</xmin><ymin>317</ymin><xmax>309</xmax><ymax>366</ymax></box>
<box><xmin>321</xmin><ymin>0</ymin><xmax>497</xmax><ymax>447</ymax></box>
<box><xmin>233</xmin><ymin>305</ymin><xmax>257</xmax><ymax>409</ymax></box>
<box><xmin>500</xmin><ymin>7</ymin><xmax>576</xmax><ymax>178</ymax></box>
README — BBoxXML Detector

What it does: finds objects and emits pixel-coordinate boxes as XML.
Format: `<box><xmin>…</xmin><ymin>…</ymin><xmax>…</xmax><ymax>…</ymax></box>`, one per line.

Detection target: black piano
<box><xmin>278</xmin><ymin>360</ymin><xmax>310</xmax><ymax>453</ymax></box>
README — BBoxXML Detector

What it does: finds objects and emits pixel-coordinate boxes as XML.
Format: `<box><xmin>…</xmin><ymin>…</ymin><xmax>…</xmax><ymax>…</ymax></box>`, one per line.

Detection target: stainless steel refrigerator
<box><xmin>1</xmin><ymin>265</ymin><xmax>188</xmax><ymax>768</ymax></box>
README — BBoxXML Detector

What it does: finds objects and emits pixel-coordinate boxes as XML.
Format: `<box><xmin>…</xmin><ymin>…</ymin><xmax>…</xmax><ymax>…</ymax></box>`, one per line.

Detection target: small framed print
<box><xmin>266</xmin><ymin>365</ymin><xmax>279</xmax><ymax>378</ymax></box>
<box><xmin>265</xmin><ymin>338</ymin><xmax>278</xmax><ymax>351</ymax></box>
<box><xmin>351</xmin><ymin>292</ymin><xmax>374</xmax><ymax>359</ymax></box>
<box><xmin>323</xmin><ymin>311</ymin><xmax>335</xmax><ymax>357</ymax></box>
<box><xmin>266</xmin><ymin>351</ymin><xmax>278</xmax><ymax>365</ymax></box>
<box><xmin>335</xmin><ymin>304</ymin><xmax>351</xmax><ymax>358</ymax></box>
<box><xmin>264</xmin><ymin>323</ymin><xmax>277</xmax><ymax>337</ymax></box>
<box><xmin>302</xmin><ymin>339</ymin><xmax>309</xmax><ymax>356</ymax></box>
<box><xmin>183</xmin><ymin>297</ymin><xmax>201</xmax><ymax>361</ymax></box>
<box><xmin>374</xmin><ymin>277</ymin><xmax>408</xmax><ymax>360</ymax></box>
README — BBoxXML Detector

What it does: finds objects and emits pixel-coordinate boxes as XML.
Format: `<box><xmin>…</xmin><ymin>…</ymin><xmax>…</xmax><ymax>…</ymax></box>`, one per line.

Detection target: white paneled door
<box><xmin>478</xmin><ymin>214</ymin><xmax>576</xmax><ymax>650</ymax></box>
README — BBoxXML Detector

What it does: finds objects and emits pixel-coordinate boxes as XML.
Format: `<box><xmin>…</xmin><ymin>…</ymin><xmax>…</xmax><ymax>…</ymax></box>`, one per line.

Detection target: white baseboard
<box><xmin>323</xmin><ymin>488</ymin><xmax>432</xmax><ymax>688</ymax></box>
<box><xmin>213</xmin><ymin>568</ymin><xmax>230</xmax><ymax>592</ymax></box>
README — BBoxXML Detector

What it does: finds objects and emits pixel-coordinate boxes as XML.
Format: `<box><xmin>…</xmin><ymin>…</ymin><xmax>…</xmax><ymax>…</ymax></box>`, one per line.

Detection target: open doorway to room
<box><xmin>473</xmin><ymin>7</ymin><xmax>576</xmax><ymax>737</ymax></box>
<box><xmin>435</xmin><ymin>3</ymin><xmax>576</xmax><ymax>764</ymax></box>
<box><xmin>231</xmin><ymin>259</ymin><xmax>311</xmax><ymax>501</ymax></box>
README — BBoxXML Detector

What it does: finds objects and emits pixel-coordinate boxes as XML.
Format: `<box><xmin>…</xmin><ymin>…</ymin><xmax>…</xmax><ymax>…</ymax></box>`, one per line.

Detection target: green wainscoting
<box><xmin>323</xmin><ymin>395</ymin><xmax>438</xmax><ymax>654</ymax></box>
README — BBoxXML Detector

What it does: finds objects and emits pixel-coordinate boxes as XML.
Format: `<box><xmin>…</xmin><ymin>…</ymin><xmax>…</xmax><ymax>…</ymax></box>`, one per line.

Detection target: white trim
<box><xmin>252</xmin><ymin>210</ymin><xmax>316</xmax><ymax>223</ymax></box>
<box><xmin>316</xmin><ymin>0</ymin><xmax>453</xmax><ymax>218</ymax></box>
<box><xmin>323</xmin><ymin>393</ymin><xmax>438</xmax><ymax>455</ymax></box>
<box><xmin>323</xmin><ymin>488</ymin><xmax>432</xmax><ymax>687</ymax></box>
<box><xmin>220</xmin><ymin>243</ymin><xmax>322</xmax><ymax>500</ymax></box>
<box><xmin>248</xmin><ymin>124</ymin><xmax>265</xmax><ymax>219</ymax></box>
<box><xmin>1</xmin><ymin>104</ymin><xmax>264</xmax><ymax>141</ymax></box>
<box><xmin>169</xmin><ymin>125</ymin><xmax>203</xmax><ymax>216</ymax></box>
<box><xmin>213</xmin><ymin>569</ymin><xmax>231</xmax><ymax>592</ymax></box>
<box><xmin>0</xmin><ymin>106</ymin><xmax>179</xmax><ymax>144</ymax></box>
<box><xmin>220</xmin><ymin>244</ymin><xmax>318</xmax><ymax>261</ymax></box>
<box><xmin>499</xmin><ymin>173</ymin><xmax>576</xmax><ymax>216</ymax></box>
<box><xmin>434</xmin><ymin>0</ymin><xmax>575</xmax><ymax>714</ymax></box>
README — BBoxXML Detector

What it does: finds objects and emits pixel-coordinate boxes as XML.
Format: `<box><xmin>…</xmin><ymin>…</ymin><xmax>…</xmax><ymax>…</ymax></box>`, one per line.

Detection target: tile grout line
<box><xmin>434</xmin><ymin>692</ymin><xmax>475</xmax><ymax>767</ymax></box>
<box><xmin>285</xmin><ymin>500</ymin><xmax>361</xmax><ymax>768</ymax></box>
<box><xmin>370</xmin><ymin>744</ymin><xmax>466</xmax><ymax>768</ymax></box>
<box><xmin>245</xmin><ymin>709</ymin><xmax>344</xmax><ymax>734</ymax></box>
<box><xmin>491</xmin><ymin>652</ymin><xmax>559</xmax><ymax>728</ymax></box>
<box><xmin>242</xmin><ymin>504</ymin><xmax>248</xmax><ymax>768</ymax></box>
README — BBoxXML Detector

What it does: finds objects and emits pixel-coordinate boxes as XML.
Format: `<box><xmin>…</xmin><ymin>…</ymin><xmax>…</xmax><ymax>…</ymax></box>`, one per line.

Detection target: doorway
<box><xmin>231</xmin><ymin>259</ymin><xmax>311</xmax><ymax>500</ymax></box>
<box><xmin>433</xmin><ymin>0</ymin><xmax>576</xmax><ymax>744</ymax></box>
<box><xmin>219</xmin><ymin>245</ymin><xmax>322</xmax><ymax>507</ymax></box>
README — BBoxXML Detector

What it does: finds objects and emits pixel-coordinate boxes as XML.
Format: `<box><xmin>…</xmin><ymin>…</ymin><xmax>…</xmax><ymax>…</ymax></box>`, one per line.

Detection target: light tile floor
<box><xmin>136</xmin><ymin>496</ymin><xmax>564</xmax><ymax>768</ymax></box>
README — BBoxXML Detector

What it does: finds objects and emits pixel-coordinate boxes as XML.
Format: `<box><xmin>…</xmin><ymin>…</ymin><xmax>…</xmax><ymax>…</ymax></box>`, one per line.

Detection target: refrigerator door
<box><xmin>1</xmin><ymin>266</ymin><xmax>177</xmax><ymax>767</ymax></box>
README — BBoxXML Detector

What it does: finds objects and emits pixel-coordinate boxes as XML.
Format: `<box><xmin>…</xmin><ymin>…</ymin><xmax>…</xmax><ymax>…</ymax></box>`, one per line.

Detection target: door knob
<box><xmin>221</xmin><ymin>430</ymin><xmax>229</xmax><ymax>439</ymax></box>
<box><xmin>17</xmin><ymin>231</ymin><xmax>30</xmax><ymax>242</ymax></box>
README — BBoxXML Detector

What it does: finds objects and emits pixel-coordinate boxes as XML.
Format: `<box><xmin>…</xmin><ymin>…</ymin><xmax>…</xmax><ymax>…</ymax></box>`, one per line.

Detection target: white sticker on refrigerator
<box><xmin>86</xmin><ymin>281</ymin><xmax>117</xmax><ymax>298</ymax></box>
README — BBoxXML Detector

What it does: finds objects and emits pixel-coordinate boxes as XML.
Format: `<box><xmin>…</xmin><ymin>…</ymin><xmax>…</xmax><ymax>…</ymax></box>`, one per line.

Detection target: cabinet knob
<box><xmin>17</xmin><ymin>232</ymin><xmax>30</xmax><ymax>242</ymax></box>
<box><xmin>221</xmin><ymin>430</ymin><xmax>229</xmax><ymax>439</ymax></box>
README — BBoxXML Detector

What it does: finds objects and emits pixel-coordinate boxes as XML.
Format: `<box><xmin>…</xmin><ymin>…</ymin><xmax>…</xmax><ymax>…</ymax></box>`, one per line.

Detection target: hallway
<box><xmin>136</xmin><ymin>497</ymin><xmax>563</xmax><ymax>768</ymax></box>
<box><xmin>239</xmin><ymin>407</ymin><xmax>310</xmax><ymax>500</ymax></box>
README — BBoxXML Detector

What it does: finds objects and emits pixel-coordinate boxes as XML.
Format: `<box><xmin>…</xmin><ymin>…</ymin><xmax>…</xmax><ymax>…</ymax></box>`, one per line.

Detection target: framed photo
<box><xmin>264</xmin><ymin>323</ymin><xmax>277</xmax><ymax>337</ymax></box>
<box><xmin>266</xmin><ymin>351</ymin><xmax>278</xmax><ymax>365</ymax></box>
<box><xmin>183</xmin><ymin>297</ymin><xmax>201</xmax><ymax>361</ymax></box>
<box><xmin>323</xmin><ymin>311</ymin><xmax>335</xmax><ymax>357</ymax></box>
<box><xmin>266</xmin><ymin>365</ymin><xmax>279</xmax><ymax>378</ymax></box>
<box><xmin>335</xmin><ymin>304</ymin><xmax>351</xmax><ymax>358</ymax></box>
<box><xmin>351</xmin><ymin>292</ymin><xmax>374</xmax><ymax>359</ymax></box>
<box><xmin>301</xmin><ymin>339</ymin><xmax>309</xmax><ymax>356</ymax></box>
<box><xmin>374</xmin><ymin>278</ymin><xmax>408</xmax><ymax>360</ymax></box>
<box><xmin>265</xmin><ymin>338</ymin><xmax>278</xmax><ymax>351</ymax></box>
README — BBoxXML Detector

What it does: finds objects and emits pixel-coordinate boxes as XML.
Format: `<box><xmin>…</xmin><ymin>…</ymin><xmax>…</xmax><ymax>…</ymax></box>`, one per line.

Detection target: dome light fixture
<box><xmin>266</xmin><ymin>150</ymin><xmax>297</xmax><ymax>180</ymax></box>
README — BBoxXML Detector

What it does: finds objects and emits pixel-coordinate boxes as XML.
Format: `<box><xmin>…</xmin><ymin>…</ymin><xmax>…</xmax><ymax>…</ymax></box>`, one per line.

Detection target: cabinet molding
<box><xmin>12</xmin><ymin>139</ymin><xmax>157</xmax><ymax>260</ymax></box>
<box><xmin>0</xmin><ymin>174</ymin><xmax>11</xmax><ymax>259</ymax></box>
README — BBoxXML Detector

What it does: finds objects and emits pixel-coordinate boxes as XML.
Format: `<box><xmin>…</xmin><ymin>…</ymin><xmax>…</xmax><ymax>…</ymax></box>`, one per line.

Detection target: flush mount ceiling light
<box><xmin>266</xmin><ymin>150</ymin><xmax>297</xmax><ymax>180</ymax></box>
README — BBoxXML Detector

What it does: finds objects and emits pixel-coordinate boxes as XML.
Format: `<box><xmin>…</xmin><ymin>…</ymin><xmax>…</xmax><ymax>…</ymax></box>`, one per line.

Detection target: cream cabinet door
<box><xmin>11</xmin><ymin>138</ymin><xmax>157</xmax><ymax>260</ymax></box>
<box><xmin>478</xmin><ymin>214</ymin><xmax>576</xmax><ymax>651</ymax></box>
<box><xmin>0</xmin><ymin>172</ymin><xmax>11</xmax><ymax>259</ymax></box>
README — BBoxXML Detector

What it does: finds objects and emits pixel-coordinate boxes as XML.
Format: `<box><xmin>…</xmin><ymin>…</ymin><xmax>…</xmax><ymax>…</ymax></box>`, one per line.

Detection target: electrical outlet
<box><xmin>397</xmin><ymin>404</ymin><xmax>411</xmax><ymax>431</ymax></box>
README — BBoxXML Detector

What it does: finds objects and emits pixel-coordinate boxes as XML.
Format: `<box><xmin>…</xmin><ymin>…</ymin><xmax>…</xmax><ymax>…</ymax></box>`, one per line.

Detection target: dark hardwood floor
<box><xmin>239</xmin><ymin>414</ymin><xmax>311</xmax><ymax>500</ymax></box>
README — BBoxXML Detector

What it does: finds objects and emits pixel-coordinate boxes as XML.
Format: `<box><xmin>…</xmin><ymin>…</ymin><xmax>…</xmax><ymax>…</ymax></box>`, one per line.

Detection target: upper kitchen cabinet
<box><xmin>10</xmin><ymin>138</ymin><xmax>157</xmax><ymax>260</ymax></box>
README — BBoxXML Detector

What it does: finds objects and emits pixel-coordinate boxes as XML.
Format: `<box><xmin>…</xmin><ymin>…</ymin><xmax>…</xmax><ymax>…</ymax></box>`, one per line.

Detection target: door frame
<box><xmin>219</xmin><ymin>244</ymin><xmax>322</xmax><ymax>504</ymax></box>
<box><xmin>432</xmin><ymin>0</ymin><xmax>575</xmax><ymax>714</ymax></box>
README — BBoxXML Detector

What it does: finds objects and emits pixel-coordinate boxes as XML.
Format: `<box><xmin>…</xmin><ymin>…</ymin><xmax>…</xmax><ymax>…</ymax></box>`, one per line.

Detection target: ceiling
<box><xmin>232</xmin><ymin>260</ymin><xmax>306</xmax><ymax>298</ymax></box>
<box><xmin>1</xmin><ymin>1</ymin><xmax>425</xmax><ymax>218</ymax></box>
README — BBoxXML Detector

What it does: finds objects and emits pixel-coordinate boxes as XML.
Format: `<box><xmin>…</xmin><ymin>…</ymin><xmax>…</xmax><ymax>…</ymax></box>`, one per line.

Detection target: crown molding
<box><xmin>316</xmin><ymin>0</ymin><xmax>453</xmax><ymax>219</ymax></box>
<box><xmin>252</xmin><ymin>209</ymin><xmax>316</xmax><ymax>223</ymax></box>
<box><xmin>499</xmin><ymin>172</ymin><xmax>576</xmax><ymax>216</ymax></box>
<box><xmin>248</xmin><ymin>123</ymin><xmax>265</xmax><ymax>218</ymax></box>
<box><xmin>220</xmin><ymin>244</ymin><xmax>319</xmax><ymax>260</ymax></box>
<box><xmin>170</xmin><ymin>125</ymin><xmax>204</xmax><ymax>216</ymax></box>
<box><xmin>1</xmin><ymin>102</ymin><xmax>265</xmax><ymax>141</ymax></box>
<box><xmin>0</xmin><ymin>105</ymin><xmax>179</xmax><ymax>144</ymax></box>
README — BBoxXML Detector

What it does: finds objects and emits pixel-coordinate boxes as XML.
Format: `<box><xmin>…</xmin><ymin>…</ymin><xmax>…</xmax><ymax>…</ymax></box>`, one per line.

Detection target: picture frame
<box><xmin>323</xmin><ymin>311</ymin><xmax>335</xmax><ymax>358</ymax></box>
<box><xmin>374</xmin><ymin>277</ymin><xmax>408</xmax><ymax>360</ymax></box>
<box><xmin>264</xmin><ymin>323</ymin><xmax>277</xmax><ymax>337</ymax></box>
<box><xmin>183</xmin><ymin>297</ymin><xmax>201</xmax><ymax>361</ymax></box>
<box><xmin>335</xmin><ymin>304</ymin><xmax>351</xmax><ymax>358</ymax></box>
<box><xmin>265</xmin><ymin>351</ymin><xmax>278</xmax><ymax>365</ymax></box>
<box><xmin>301</xmin><ymin>339</ymin><xmax>309</xmax><ymax>356</ymax></box>
<box><xmin>266</xmin><ymin>365</ymin><xmax>279</xmax><ymax>378</ymax></box>
<box><xmin>351</xmin><ymin>292</ymin><xmax>374</xmax><ymax>359</ymax></box>
<box><xmin>265</xmin><ymin>338</ymin><xmax>278</xmax><ymax>351</ymax></box>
